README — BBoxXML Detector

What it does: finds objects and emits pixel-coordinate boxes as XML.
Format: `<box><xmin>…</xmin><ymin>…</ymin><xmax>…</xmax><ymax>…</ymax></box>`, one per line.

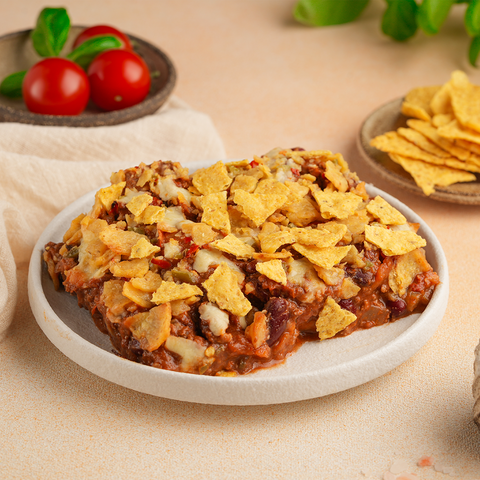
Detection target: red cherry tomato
<box><xmin>22</xmin><ymin>58</ymin><xmax>90</xmax><ymax>115</ymax></box>
<box><xmin>87</xmin><ymin>49</ymin><xmax>151</xmax><ymax>111</ymax></box>
<box><xmin>73</xmin><ymin>25</ymin><xmax>132</xmax><ymax>50</ymax></box>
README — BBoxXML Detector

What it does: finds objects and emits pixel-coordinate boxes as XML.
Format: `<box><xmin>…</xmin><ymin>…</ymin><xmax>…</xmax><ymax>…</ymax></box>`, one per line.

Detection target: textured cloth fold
<box><xmin>0</xmin><ymin>96</ymin><xmax>225</xmax><ymax>340</ymax></box>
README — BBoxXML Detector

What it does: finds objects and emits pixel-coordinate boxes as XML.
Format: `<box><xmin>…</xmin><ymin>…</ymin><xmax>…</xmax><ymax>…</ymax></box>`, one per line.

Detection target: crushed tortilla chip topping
<box><xmin>200</xmin><ymin>192</ymin><xmax>231</xmax><ymax>234</ymax></box>
<box><xmin>44</xmin><ymin>147</ymin><xmax>439</xmax><ymax>376</ymax></box>
<box><xmin>256</xmin><ymin>259</ymin><xmax>287</xmax><ymax>285</ymax></box>
<box><xmin>365</xmin><ymin>224</ymin><xmax>426</xmax><ymax>256</ymax></box>
<box><xmin>152</xmin><ymin>281</ymin><xmax>202</xmax><ymax>304</ymax></box>
<box><xmin>203</xmin><ymin>262</ymin><xmax>252</xmax><ymax>317</ymax></box>
<box><xmin>366</xmin><ymin>196</ymin><xmax>407</xmax><ymax>226</ymax></box>
<box><xmin>192</xmin><ymin>161</ymin><xmax>232</xmax><ymax>195</ymax></box>
<box><xmin>316</xmin><ymin>297</ymin><xmax>357</xmax><ymax>340</ymax></box>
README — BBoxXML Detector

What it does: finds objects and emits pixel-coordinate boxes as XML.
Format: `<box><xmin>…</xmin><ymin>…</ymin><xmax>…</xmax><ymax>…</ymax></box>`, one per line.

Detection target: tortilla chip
<box><xmin>373</xmin><ymin>130</ymin><xmax>478</xmax><ymax>171</ymax></box>
<box><xmin>438</xmin><ymin>119</ymin><xmax>480</xmax><ymax>145</ymax></box>
<box><xmin>256</xmin><ymin>259</ymin><xmax>287</xmax><ymax>285</ymax></box>
<box><xmin>122</xmin><ymin>281</ymin><xmax>154</xmax><ymax>308</ymax></box>
<box><xmin>282</xmin><ymin>197</ymin><xmax>323</xmax><ymax>226</ymax></box>
<box><xmin>233</xmin><ymin>189</ymin><xmax>288</xmax><ymax>227</ymax></box>
<box><xmin>152</xmin><ymin>281</ymin><xmax>203</xmax><ymax>304</ymax></box>
<box><xmin>200</xmin><ymin>191</ymin><xmax>231</xmax><ymax>234</ymax></box>
<box><xmin>99</xmin><ymin>226</ymin><xmax>147</xmax><ymax>256</ymax></box>
<box><xmin>292</xmin><ymin>243</ymin><xmax>350</xmax><ymax>269</ymax></box>
<box><xmin>407</xmin><ymin>119</ymin><xmax>471</xmax><ymax>161</ymax></box>
<box><xmin>450</xmin><ymin>73</ymin><xmax>480</xmax><ymax>133</ymax></box>
<box><xmin>430</xmin><ymin>83</ymin><xmax>453</xmax><ymax>115</ymax></box>
<box><xmin>111</xmin><ymin>258</ymin><xmax>150</xmax><ymax>278</ymax></box>
<box><xmin>401</xmin><ymin>85</ymin><xmax>440</xmax><ymax>121</ymax></box>
<box><xmin>397</xmin><ymin>127</ymin><xmax>450</xmax><ymax>158</ymax></box>
<box><xmin>342</xmin><ymin>245</ymin><xmax>366</xmax><ymax>268</ymax></box>
<box><xmin>324</xmin><ymin>160</ymin><xmax>348</xmax><ymax>192</ymax></box>
<box><xmin>291</xmin><ymin>226</ymin><xmax>344</xmax><ymax>247</ymax></box>
<box><xmin>366</xmin><ymin>196</ymin><xmax>406</xmax><ymax>226</ymax></box>
<box><xmin>97</xmin><ymin>181</ymin><xmax>126</xmax><ymax>211</ymax></box>
<box><xmin>210</xmin><ymin>234</ymin><xmax>256</xmax><ymax>259</ymax></box>
<box><xmin>339</xmin><ymin>277</ymin><xmax>361</xmax><ymax>300</ymax></box>
<box><xmin>389</xmin><ymin>153</ymin><xmax>476</xmax><ymax>195</ymax></box>
<box><xmin>260</xmin><ymin>230</ymin><xmax>296</xmax><ymax>253</ymax></box>
<box><xmin>101</xmin><ymin>279</ymin><xmax>133</xmax><ymax>321</ymax></box>
<box><xmin>310</xmin><ymin>185</ymin><xmax>363</xmax><ymax>220</ymax></box>
<box><xmin>365</xmin><ymin>224</ymin><xmax>426</xmax><ymax>256</ymax></box>
<box><xmin>254</xmin><ymin>178</ymin><xmax>290</xmax><ymax>197</ymax></box>
<box><xmin>432</xmin><ymin>113</ymin><xmax>454</xmax><ymax>127</ymax></box>
<box><xmin>315</xmin><ymin>296</ymin><xmax>357</xmax><ymax>340</ymax></box>
<box><xmin>388</xmin><ymin>248</ymin><xmax>431</xmax><ymax>296</ymax></box>
<box><xmin>230</xmin><ymin>174</ymin><xmax>258</xmax><ymax>194</ymax></box>
<box><xmin>181</xmin><ymin>222</ymin><xmax>219</xmax><ymax>246</ymax></box>
<box><xmin>203</xmin><ymin>262</ymin><xmax>252</xmax><ymax>317</ymax></box>
<box><xmin>126</xmin><ymin>193</ymin><xmax>153</xmax><ymax>217</ymax></box>
<box><xmin>124</xmin><ymin>304</ymin><xmax>171</xmax><ymax>352</ymax></box>
<box><xmin>313</xmin><ymin>265</ymin><xmax>344</xmax><ymax>286</ymax></box>
<box><xmin>129</xmin><ymin>237</ymin><xmax>161</xmax><ymax>259</ymax></box>
<box><xmin>192</xmin><ymin>161</ymin><xmax>233</xmax><ymax>195</ymax></box>
<box><xmin>136</xmin><ymin>205</ymin><xmax>166</xmax><ymax>225</ymax></box>
<box><xmin>130</xmin><ymin>271</ymin><xmax>163</xmax><ymax>292</ymax></box>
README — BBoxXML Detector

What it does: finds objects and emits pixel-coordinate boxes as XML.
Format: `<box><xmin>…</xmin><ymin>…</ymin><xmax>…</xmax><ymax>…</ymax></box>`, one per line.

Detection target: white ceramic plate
<box><xmin>28</xmin><ymin>161</ymin><xmax>449</xmax><ymax>405</ymax></box>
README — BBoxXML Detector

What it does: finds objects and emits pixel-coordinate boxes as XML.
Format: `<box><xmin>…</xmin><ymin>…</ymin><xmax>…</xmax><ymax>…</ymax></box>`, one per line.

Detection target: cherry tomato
<box><xmin>22</xmin><ymin>58</ymin><xmax>90</xmax><ymax>115</ymax></box>
<box><xmin>87</xmin><ymin>49</ymin><xmax>151</xmax><ymax>111</ymax></box>
<box><xmin>73</xmin><ymin>25</ymin><xmax>132</xmax><ymax>50</ymax></box>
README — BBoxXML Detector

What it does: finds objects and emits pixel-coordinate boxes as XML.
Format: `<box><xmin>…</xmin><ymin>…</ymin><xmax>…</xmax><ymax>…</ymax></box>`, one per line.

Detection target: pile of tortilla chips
<box><xmin>370</xmin><ymin>71</ymin><xmax>480</xmax><ymax>196</ymax></box>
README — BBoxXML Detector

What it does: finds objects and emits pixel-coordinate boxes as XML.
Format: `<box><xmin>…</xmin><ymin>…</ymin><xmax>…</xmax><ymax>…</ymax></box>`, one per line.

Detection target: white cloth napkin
<box><xmin>0</xmin><ymin>96</ymin><xmax>225</xmax><ymax>340</ymax></box>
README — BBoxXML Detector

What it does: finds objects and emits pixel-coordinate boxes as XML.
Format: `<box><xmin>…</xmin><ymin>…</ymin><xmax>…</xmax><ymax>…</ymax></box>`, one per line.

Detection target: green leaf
<box><xmin>293</xmin><ymin>0</ymin><xmax>370</xmax><ymax>27</ymax></box>
<box><xmin>417</xmin><ymin>0</ymin><xmax>456</xmax><ymax>35</ymax></box>
<box><xmin>465</xmin><ymin>0</ymin><xmax>480</xmax><ymax>36</ymax></box>
<box><xmin>382</xmin><ymin>0</ymin><xmax>418</xmax><ymax>41</ymax></box>
<box><xmin>469</xmin><ymin>35</ymin><xmax>480</xmax><ymax>65</ymax></box>
<box><xmin>31</xmin><ymin>7</ymin><xmax>70</xmax><ymax>57</ymax></box>
<box><xmin>0</xmin><ymin>71</ymin><xmax>26</xmax><ymax>98</ymax></box>
<box><xmin>66</xmin><ymin>35</ymin><xmax>123</xmax><ymax>70</ymax></box>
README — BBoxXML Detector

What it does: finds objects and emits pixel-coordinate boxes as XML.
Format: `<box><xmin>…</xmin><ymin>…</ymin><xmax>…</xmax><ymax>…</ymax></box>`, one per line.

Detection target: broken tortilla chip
<box><xmin>366</xmin><ymin>196</ymin><xmax>406</xmax><ymax>226</ymax></box>
<box><xmin>365</xmin><ymin>224</ymin><xmax>426</xmax><ymax>256</ymax></box>
<box><xmin>203</xmin><ymin>262</ymin><xmax>251</xmax><ymax>317</ymax></box>
<box><xmin>315</xmin><ymin>296</ymin><xmax>357</xmax><ymax>340</ymax></box>
<box><xmin>256</xmin><ymin>259</ymin><xmax>287</xmax><ymax>285</ymax></box>
<box><xmin>192</xmin><ymin>161</ymin><xmax>233</xmax><ymax>195</ymax></box>
<box><xmin>152</xmin><ymin>281</ymin><xmax>203</xmax><ymax>304</ymax></box>
<box><xmin>233</xmin><ymin>189</ymin><xmax>288</xmax><ymax>227</ymax></box>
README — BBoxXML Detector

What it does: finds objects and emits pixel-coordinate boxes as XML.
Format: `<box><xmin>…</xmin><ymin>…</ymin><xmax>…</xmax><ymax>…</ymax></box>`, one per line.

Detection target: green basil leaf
<box><xmin>0</xmin><ymin>71</ymin><xmax>26</xmax><ymax>98</ymax></box>
<box><xmin>293</xmin><ymin>0</ymin><xmax>370</xmax><ymax>27</ymax></box>
<box><xmin>469</xmin><ymin>35</ymin><xmax>480</xmax><ymax>66</ymax></box>
<box><xmin>66</xmin><ymin>35</ymin><xmax>123</xmax><ymax>70</ymax></box>
<box><xmin>465</xmin><ymin>0</ymin><xmax>480</xmax><ymax>36</ymax></box>
<box><xmin>416</xmin><ymin>0</ymin><xmax>456</xmax><ymax>35</ymax></box>
<box><xmin>382</xmin><ymin>0</ymin><xmax>418</xmax><ymax>41</ymax></box>
<box><xmin>31</xmin><ymin>7</ymin><xmax>70</xmax><ymax>57</ymax></box>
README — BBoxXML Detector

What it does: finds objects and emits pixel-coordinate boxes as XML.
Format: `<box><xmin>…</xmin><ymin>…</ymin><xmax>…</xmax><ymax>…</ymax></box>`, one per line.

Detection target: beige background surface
<box><xmin>1</xmin><ymin>0</ymin><xmax>480</xmax><ymax>478</ymax></box>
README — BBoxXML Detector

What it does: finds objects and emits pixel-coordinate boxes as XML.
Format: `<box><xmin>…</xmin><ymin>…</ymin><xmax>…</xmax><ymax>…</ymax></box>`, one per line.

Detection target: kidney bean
<box><xmin>265</xmin><ymin>297</ymin><xmax>290</xmax><ymax>346</ymax></box>
<box><xmin>387</xmin><ymin>298</ymin><xmax>407</xmax><ymax>317</ymax></box>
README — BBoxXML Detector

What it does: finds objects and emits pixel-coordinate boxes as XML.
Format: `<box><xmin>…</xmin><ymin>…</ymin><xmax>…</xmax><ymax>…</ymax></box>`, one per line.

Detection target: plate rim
<box><xmin>27</xmin><ymin>160</ymin><xmax>449</xmax><ymax>405</ymax></box>
<box><xmin>357</xmin><ymin>97</ymin><xmax>480</xmax><ymax>205</ymax></box>
<box><xmin>0</xmin><ymin>26</ymin><xmax>177</xmax><ymax>127</ymax></box>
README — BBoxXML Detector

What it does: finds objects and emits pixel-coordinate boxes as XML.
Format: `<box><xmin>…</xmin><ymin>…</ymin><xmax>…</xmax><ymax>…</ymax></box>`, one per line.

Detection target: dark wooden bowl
<box><xmin>357</xmin><ymin>98</ymin><xmax>480</xmax><ymax>205</ymax></box>
<box><xmin>0</xmin><ymin>26</ymin><xmax>176</xmax><ymax>127</ymax></box>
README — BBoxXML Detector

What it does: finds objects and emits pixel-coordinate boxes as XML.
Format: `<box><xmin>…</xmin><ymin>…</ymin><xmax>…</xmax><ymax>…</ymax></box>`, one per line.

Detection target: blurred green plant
<box><xmin>293</xmin><ymin>0</ymin><xmax>480</xmax><ymax>66</ymax></box>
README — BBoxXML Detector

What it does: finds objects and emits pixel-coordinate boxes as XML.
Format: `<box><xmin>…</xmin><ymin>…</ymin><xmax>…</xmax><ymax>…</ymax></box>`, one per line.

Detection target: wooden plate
<box><xmin>0</xmin><ymin>26</ymin><xmax>176</xmax><ymax>127</ymax></box>
<box><xmin>357</xmin><ymin>98</ymin><xmax>480</xmax><ymax>205</ymax></box>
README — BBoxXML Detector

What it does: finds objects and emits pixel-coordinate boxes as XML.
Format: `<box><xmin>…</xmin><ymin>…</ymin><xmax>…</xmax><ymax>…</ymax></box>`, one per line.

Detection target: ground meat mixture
<box><xmin>43</xmin><ymin>148</ymin><xmax>440</xmax><ymax>376</ymax></box>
